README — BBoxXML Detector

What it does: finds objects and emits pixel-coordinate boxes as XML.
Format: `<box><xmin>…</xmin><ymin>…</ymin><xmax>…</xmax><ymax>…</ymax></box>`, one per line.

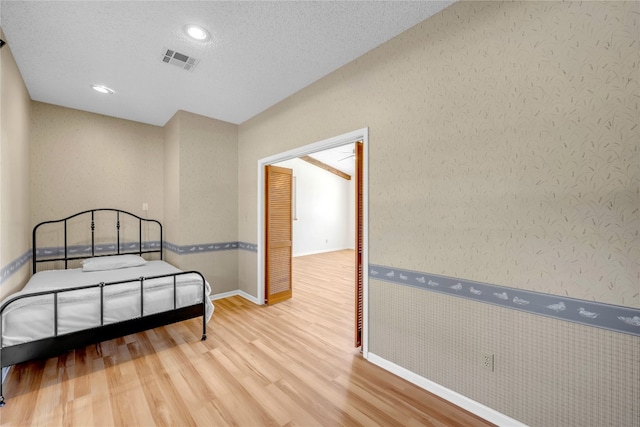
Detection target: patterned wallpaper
<box><xmin>30</xmin><ymin>102</ymin><xmax>165</xmax><ymax>227</ymax></box>
<box><xmin>163</xmin><ymin>111</ymin><xmax>181</xmax><ymax>248</ymax></box>
<box><xmin>161</xmin><ymin>111</ymin><xmax>240</xmax><ymax>295</ymax></box>
<box><xmin>177</xmin><ymin>111</ymin><xmax>238</xmax><ymax>245</ymax></box>
<box><xmin>0</xmin><ymin>25</ymin><xmax>32</xmax><ymax>299</ymax></box>
<box><xmin>370</xmin><ymin>278</ymin><xmax>640</xmax><ymax>427</ymax></box>
<box><xmin>369</xmin><ymin>0</ymin><xmax>639</xmax><ymax>308</ymax></box>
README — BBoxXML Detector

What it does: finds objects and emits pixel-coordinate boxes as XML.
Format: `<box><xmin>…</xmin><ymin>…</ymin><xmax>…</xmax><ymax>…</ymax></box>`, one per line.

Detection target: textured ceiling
<box><xmin>0</xmin><ymin>1</ymin><xmax>453</xmax><ymax>126</ymax></box>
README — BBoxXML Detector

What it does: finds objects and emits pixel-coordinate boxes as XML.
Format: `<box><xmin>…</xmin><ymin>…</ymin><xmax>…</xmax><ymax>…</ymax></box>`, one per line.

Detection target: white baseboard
<box><xmin>366</xmin><ymin>353</ymin><xmax>527</xmax><ymax>427</ymax></box>
<box><xmin>210</xmin><ymin>289</ymin><xmax>262</xmax><ymax>305</ymax></box>
<box><xmin>210</xmin><ymin>290</ymin><xmax>239</xmax><ymax>301</ymax></box>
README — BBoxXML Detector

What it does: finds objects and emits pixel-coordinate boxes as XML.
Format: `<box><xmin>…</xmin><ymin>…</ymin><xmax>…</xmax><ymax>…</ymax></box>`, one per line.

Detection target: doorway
<box><xmin>257</xmin><ymin>128</ymin><xmax>369</xmax><ymax>355</ymax></box>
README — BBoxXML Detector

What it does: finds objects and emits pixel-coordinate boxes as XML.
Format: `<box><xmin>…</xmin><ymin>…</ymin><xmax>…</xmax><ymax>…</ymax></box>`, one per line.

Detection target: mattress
<box><xmin>1</xmin><ymin>260</ymin><xmax>213</xmax><ymax>347</ymax></box>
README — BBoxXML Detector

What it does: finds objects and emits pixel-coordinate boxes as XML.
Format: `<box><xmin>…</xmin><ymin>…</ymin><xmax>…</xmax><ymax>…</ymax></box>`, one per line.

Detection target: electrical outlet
<box><xmin>482</xmin><ymin>353</ymin><xmax>494</xmax><ymax>372</ymax></box>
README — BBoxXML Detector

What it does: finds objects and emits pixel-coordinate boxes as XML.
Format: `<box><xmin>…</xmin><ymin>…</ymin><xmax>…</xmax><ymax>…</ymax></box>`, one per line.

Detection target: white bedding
<box><xmin>1</xmin><ymin>260</ymin><xmax>213</xmax><ymax>347</ymax></box>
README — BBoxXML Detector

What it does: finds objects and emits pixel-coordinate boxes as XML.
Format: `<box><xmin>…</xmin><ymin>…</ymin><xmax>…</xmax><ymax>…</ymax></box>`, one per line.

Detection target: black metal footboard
<box><xmin>0</xmin><ymin>270</ymin><xmax>208</xmax><ymax>406</ymax></box>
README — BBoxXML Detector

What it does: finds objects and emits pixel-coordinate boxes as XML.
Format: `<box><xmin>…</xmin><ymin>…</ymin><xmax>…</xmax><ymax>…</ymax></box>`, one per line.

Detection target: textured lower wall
<box><xmin>164</xmin><ymin>240</ymin><xmax>253</xmax><ymax>295</ymax></box>
<box><xmin>172</xmin><ymin>250</ymin><xmax>238</xmax><ymax>296</ymax></box>
<box><xmin>238</xmin><ymin>249</ymin><xmax>258</xmax><ymax>299</ymax></box>
<box><xmin>370</xmin><ymin>279</ymin><xmax>640</xmax><ymax>426</ymax></box>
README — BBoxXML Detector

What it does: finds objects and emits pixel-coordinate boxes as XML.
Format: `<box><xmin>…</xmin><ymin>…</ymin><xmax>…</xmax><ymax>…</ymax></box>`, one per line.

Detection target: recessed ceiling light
<box><xmin>185</xmin><ymin>24</ymin><xmax>209</xmax><ymax>41</ymax></box>
<box><xmin>91</xmin><ymin>84</ymin><xmax>114</xmax><ymax>94</ymax></box>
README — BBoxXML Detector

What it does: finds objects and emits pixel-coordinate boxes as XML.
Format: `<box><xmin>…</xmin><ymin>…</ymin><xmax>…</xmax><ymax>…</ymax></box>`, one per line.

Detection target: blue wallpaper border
<box><xmin>1</xmin><ymin>241</ymin><xmax>257</xmax><ymax>285</ymax></box>
<box><xmin>9</xmin><ymin>245</ymin><xmax>637</xmax><ymax>337</ymax></box>
<box><xmin>165</xmin><ymin>241</ymin><xmax>257</xmax><ymax>254</ymax></box>
<box><xmin>369</xmin><ymin>264</ymin><xmax>640</xmax><ymax>337</ymax></box>
<box><xmin>31</xmin><ymin>240</ymin><xmax>258</xmax><ymax>257</ymax></box>
<box><xmin>34</xmin><ymin>241</ymin><xmax>162</xmax><ymax>258</ymax></box>
<box><xmin>0</xmin><ymin>251</ymin><xmax>31</xmax><ymax>285</ymax></box>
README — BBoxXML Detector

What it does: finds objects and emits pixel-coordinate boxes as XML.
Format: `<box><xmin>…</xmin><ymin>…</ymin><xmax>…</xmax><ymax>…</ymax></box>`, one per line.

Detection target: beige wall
<box><xmin>238</xmin><ymin>2</ymin><xmax>639</xmax><ymax>426</ymax></box>
<box><xmin>28</xmin><ymin>105</ymin><xmax>240</xmax><ymax>294</ymax></box>
<box><xmin>163</xmin><ymin>111</ymin><xmax>181</xmax><ymax>267</ymax></box>
<box><xmin>7</xmin><ymin>100</ymin><xmax>239</xmax><ymax>297</ymax></box>
<box><xmin>30</xmin><ymin>102</ymin><xmax>164</xmax><ymax>227</ymax></box>
<box><xmin>164</xmin><ymin>110</ymin><xmax>239</xmax><ymax>294</ymax></box>
<box><xmin>0</xmin><ymin>27</ymin><xmax>31</xmax><ymax>299</ymax></box>
<box><xmin>178</xmin><ymin>111</ymin><xmax>237</xmax><ymax>244</ymax></box>
<box><xmin>365</xmin><ymin>1</ymin><xmax>638</xmax><ymax>307</ymax></box>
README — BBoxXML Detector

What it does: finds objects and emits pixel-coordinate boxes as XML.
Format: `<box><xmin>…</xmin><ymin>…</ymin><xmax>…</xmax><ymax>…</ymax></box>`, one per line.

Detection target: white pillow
<box><xmin>82</xmin><ymin>254</ymin><xmax>147</xmax><ymax>272</ymax></box>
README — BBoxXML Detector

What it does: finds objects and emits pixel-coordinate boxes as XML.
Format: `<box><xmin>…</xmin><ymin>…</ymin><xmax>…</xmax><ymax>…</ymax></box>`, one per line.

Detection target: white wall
<box><xmin>275</xmin><ymin>158</ymin><xmax>353</xmax><ymax>257</ymax></box>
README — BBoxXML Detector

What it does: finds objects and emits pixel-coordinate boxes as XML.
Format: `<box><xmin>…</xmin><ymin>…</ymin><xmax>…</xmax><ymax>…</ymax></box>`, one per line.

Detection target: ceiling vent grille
<box><xmin>162</xmin><ymin>49</ymin><xmax>200</xmax><ymax>71</ymax></box>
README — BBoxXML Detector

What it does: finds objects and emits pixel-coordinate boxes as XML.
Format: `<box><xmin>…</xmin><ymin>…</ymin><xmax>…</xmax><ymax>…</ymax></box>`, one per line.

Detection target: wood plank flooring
<box><xmin>1</xmin><ymin>250</ymin><xmax>494</xmax><ymax>426</ymax></box>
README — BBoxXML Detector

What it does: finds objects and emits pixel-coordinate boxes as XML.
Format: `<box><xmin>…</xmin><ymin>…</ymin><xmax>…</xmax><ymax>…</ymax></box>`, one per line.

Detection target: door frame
<box><xmin>257</xmin><ymin>127</ymin><xmax>369</xmax><ymax>356</ymax></box>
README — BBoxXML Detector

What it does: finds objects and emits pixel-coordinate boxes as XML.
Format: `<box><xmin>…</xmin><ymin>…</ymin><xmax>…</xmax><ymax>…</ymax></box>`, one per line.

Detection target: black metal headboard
<box><xmin>32</xmin><ymin>208</ymin><xmax>163</xmax><ymax>273</ymax></box>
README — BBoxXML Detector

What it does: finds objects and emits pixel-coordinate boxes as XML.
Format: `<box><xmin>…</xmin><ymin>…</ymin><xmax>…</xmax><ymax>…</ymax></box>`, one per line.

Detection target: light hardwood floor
<box><xmin>1</xmin><ymin>250</ymin><xmax>493</xmax><ymax>426</ymax></box>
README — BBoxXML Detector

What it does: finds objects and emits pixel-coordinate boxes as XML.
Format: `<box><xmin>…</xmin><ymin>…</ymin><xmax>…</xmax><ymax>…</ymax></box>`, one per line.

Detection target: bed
<box><xmin>0</xmin><ymin>208</ymin><xmax>213</xmax><ymax>406</ymax></box>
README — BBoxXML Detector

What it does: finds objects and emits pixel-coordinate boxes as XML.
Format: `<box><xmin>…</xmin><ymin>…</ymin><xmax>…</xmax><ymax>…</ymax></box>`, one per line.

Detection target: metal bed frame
<box><xmin>0</xmin><ymin>209</ymin><xmax>208</xmax><ymax>406</ymax></box>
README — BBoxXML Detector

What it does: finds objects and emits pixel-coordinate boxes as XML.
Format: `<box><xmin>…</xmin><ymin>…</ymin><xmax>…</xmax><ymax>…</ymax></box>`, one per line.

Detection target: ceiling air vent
<box><xmin>162</xmin><ymin>49</ymin><xmax>200</xmax><ymax>71</ymax></box>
